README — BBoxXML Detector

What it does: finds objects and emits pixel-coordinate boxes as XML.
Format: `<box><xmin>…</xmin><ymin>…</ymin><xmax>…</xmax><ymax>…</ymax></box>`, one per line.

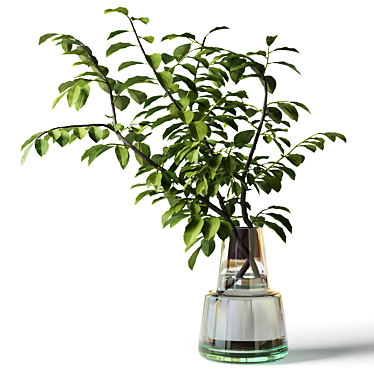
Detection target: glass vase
<box><xmin>198</xmin><ymin>227</ymin><xmax>288</xmax><ymax>363</ymax></box>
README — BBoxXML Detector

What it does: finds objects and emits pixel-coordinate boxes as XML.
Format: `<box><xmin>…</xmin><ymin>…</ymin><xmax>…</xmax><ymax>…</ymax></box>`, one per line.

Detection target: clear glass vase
<box><xmin>198</xmin><ymin>227</ymin><xmax>288</xmax><ymax>363</ymax></box>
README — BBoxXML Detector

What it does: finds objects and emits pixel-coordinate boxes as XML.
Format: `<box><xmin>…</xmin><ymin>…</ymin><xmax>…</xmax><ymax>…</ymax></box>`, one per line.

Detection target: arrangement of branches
<box><xmin>21</xmin><ymin>6</ymin><xmax>346</xmax><ymax>275</ymax></box>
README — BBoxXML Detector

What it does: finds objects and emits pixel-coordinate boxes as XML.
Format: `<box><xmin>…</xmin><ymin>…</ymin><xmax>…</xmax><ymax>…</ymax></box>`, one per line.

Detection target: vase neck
<box><xmin>217</xmin><ymin>227</ymin><xmax>269</xmax><ymax>295</ymax></box>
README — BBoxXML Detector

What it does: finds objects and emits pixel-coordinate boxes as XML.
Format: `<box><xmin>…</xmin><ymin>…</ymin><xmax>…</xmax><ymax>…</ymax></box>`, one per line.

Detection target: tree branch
<box><xmin>239</xmin><ymin>54</ymin><xmax>269</xmax><ymax>228</ymax></box>
<box><xmin>74</xmin><ymin>39</ymin><xmax>118</xmax><ymax>124</ymax></box>
<box><xmin>127</xmin><ymin>17</ymin><xmax>182</xmax><ymax>111</ymax></box>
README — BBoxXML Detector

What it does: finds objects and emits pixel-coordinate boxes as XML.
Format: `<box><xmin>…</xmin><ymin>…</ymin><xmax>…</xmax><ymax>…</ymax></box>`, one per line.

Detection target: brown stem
<box><xmin>239</xmin><ymin>56</ymin><xmax>268</xmax><ymax>228</ymax></box>
<box><xmin>202</xmin><ymin>140</ymin><xmax>261</xmax><ymax>280</ymax></box>
<box><xmin>127</xmin><ymin>17</ymin><xmax>181</xmax><ymax>111</ymax></box>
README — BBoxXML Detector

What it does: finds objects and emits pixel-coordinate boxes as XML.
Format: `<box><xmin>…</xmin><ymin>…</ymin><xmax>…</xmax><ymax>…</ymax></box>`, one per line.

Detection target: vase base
<box><xmin>199</xmin><ymin>341</ymin><xmax>288</xmax><ymax>363</ymax></box>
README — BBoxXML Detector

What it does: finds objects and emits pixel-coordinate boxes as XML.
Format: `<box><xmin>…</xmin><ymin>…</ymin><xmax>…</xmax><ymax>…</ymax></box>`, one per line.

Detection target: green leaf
<box><xmin>178</xmin><ymin>110</ymin><xmax>194</xmax><ymax>125</ymax></box>
<box><xmin>266</xmin><ymin>107</ymin><xmax>282</xmax><ymax>123</ymax></box>
<box><xmin>289</xmin><ymin>101</ymin><xmax>311</xmax><ymax>113</ymax></box>
<box><xmin>88</xmin><ymin>127</ymin><xmax>103</xmax><ymax>143</ymax></box>
<box><xmin>174</xmin><ymin>74</ymin><xmax>197</xmax><ymax>93</ymax></box>
<box><xmin>208</xmin><ymin>26</ymin><xmax>229</xmax><ymax>34</ymax></box>
<box><xmin>273</xmin><ymin>61</ymin><xmax>300</xmax><ymax>74</ymax></box>
<box><xmin>58</xmin><ymin>81</ymin><xmax>76</xmax><ymax>93</ymax></box>
<box><xmin>35</xmin><ymin>139</ymin><xmax>49</xmax><ymax>157</ymax></box>
<box><xmin>152</xmin><ymin>114</ymin><xmax>175</xmax><ymax>129</ymax></box>
<box><xmin>142</xmin><ymin>36</ymin><xmax>154</xmax><ymax>43</ymax></box>
<box><xmin>75</xmin><ymin>72</ymin><xmax>103</xmax><ymax>79</ymax></box>
<box><xmin>67</xmin><ymin>85</ymin><xmax>81</xmax><ymax>108</ymax></box>
<box><xmin>128</xmin><ymin>89</ymin><xmax>147</xmax><ymax>105</ymax></box>
<box><xmin>146</xmin><ymin>53</ymin><xmax>162</xmax><ymax>70</ymax></box>
<box><xmin>132</xmin><ymin>17</ymin><xmax>150</xmax><ymax>24</ymax></box>
<box><xmin>246</xmin><ymin>50</ymin><xmax>267</xmax><ymax>57</ymax></box>
<box><xmin>202</xmin><ymin>239</ymin><xmax>215</xmax><ymax>257</ymax></box>
<box><xmin>324</xmin><ymin>132</ymin><xmax>347</xmax><ymax>142</ymax></box>
<box><xmin>39</xmin><ymin>33</ymin><xmax>58</xmax><ymax>45</ymax></box>
<box><xmin>278</xmin><ymin>103</ymin><xmax>299</xmax><ymax>121</ymax></box>
<box><xmin>118</xmin><ymin>61</ymin><xmax>143</xmax><ymax>71</ymax></box>
<box><xmin>21</xmin><ymin>144</ymin><xmax>33</xmax><ymax>165</ymax></box>
<box><xmin>277</xmin><ymin>166</ymin><xmax>295</xmax><ymax>180</ymax></box>
<box><xmin>217</xmin><ymin>220</ymin><xmax>232</xmax><ymax>240</ymax></box>
<box><xmin>161</xmin><ymin>53</ymin><xmax>175</xmax><ymax>65</ymax></box>
<box><xmin>144</xmin><ymin>95</ymin><xmax>163</xmax><ymax>108</ymax></box>
<box><xmin>73</xmin><ymin>127</ymin><xmax>87</xmax><ymax>140</ymax></box>
<box><xmin>161</xmin><ymin>32</ymin><xmax>195</xmax><ymax>41</ymax></box>
<box><xmin>115</xmin><ymin>146</ymin><xmax>129</xmax><ymax>169</ymax></box>
<box><xmin>279</xmin><ymin>137</ymin><xmax>291</xmax><ymax>147</ymax></box>
<box><xmin>146</xmin><ymin>172</ymin><xmax>158</xmax><ymax>188</ymax></box>
<box><xmin>145</xmin><ymin>105</ymin><xmax>167</xmax><ymax>118</ymax></box>
<box><xmin>52</xmin><ymin>91</ymin><xmax>68</xmax><ymax>109</ymax></box>
<box><xmin>181</xmin><ymin>63</ymin><xmax>197</xmax><ymax>76</ymax></box>
<box><xmin>196</xmin><ymin>181</ymin><xmax>205</xmax><ymax>194</ymax></box>
<box><xmin>263</xmin><ymin>176</ymin><xmax>281</xmax><ymax>192</ymax></box>
<box><xmin>135</xmin><ymin>143</ymin><xmax>151</xmax><ymax>166</ymax></box>
<box><xmin>209</xmin><ymin>154</ymin><xmax>222</xmax><ymax>179</ymax></box>
<box><xmin>268</xmin><ymin>205</ymin><xmax>291</xmax><ymax>213</ymax></box>
<box><xmin>272</xmin><ymin>47</ymin><xmax>299</xmax><ymax>53</ymax></box>
<box><xmin>263</xmin><ymin>75</ymin><xmax>276</xmax><ymax>94</ymax></box>
<box><xmin>184</xmin><ymin>218</ymin><xmax>204</xmax><ymax>247</ymax></box>
<box><xmin>246</xmin><ymin>108</ymin><xmax>258</xmax><ymax>118</ymax></box>
<box><xmin>193</xmin><ymin>56</ymin><xmax>209</xmax><ymax>68</ymax></box>
<box><xmin>168</xmin><ymin>215</ymin><xmax>188</xmax><ymax>228</ymax></box>
<box><xmin>75</xmin><ymin>85</ymin><xmax>90</xmax><ymax>111</ymax></box>
<box><xmin>156</xmin><ymin>71</ymin><xmax>173</xmax><ymax>91</ymax></box>
<box><xmin>104</xmin><ymin>7</ymin><xmax>129</xmax><ymax>16</ymax></box>
<box><xmin>266</xmin><ymin>35</ymin><xmax>278</xmax><ymax>46</ymax></box>
<box><xmin>81</xmin><ymin>144</ymin><xmax>113</xmax><ymax>165</ymax></box>
<box><xmin>207</xmin><ymin>178</ymin><xmax>222</xmax><ymax>198</ymax></box>
<box><xmin>188</xmin><ymin>248</ymin><xmax>200</xmax><ymax>270</ymax></box>
<box><xmin>189</xmin><ymin>121</ymin><xmax>207</xmax><ymax>141</ymax></box>
<box><xmin>173</xmin><ymin>44</ymin><xmax>191</xmax><ymax>61</ymax></box>
<box><xmin>21</xmin><ymin>132</ymin><xmax>44</xmax><ymax>151</ymax></box>
<box><xmin>234</xmin><ymin>130</ymin><xmax>255</xmax><ymax>146</ymax></box>
<box><xmin>257</xmin><ymin>180</ymin><xmax>271</xmax><ymax>194</ymax></box>
<box><xmin>286</xmin><ymin>154</ymin><xmax>305</xmax><ymax>166</ymax></box>
<box><xmin>121</xmin><ymin>76</ymin><xmax>155</xmax><ymax>91</ymax></box>
<box><xmin>202</xmin><ymin>217</ymin><xmax>221</xmax><ymax>240</ymax></box>
<box><xmin>48</xmin><ymin>129</ymin><xmax>61</xmax><ymax>140</ymax></box>
<box><xmin>266</xmin><ymin>213</ymin><xmax>292</xmax><ymax>233</ymax></box>
<box><xmin>135</xmin><ymin>190</ymin><xmax>155</xmax><ymax>205</ymax></box>
<box><xmin>56</xmin><ymin>130</ymin><xmax>70</xmax><ymax>147</ymax></box>
<box><xmin>107</xmin><ymin>30</ymin><xmax>129</xmax><ymax>40</ymax></box>
<box><xmin>222</xmin><ymin>156</ymin><xmax>236</xmax><ymax>176</ymax></box>
<box><xmin>302</xmin><ymin>144</ymin><xmax>317</xmax><ymax>152</ymax></box>
<box><xmin>184</xmin><ymin>235</ymin><xmax>202</xmax><ymax>252</ymax></box>
<box><xmin>264</xmin><ymin>221</ymin><xmax>286</xmax><ymax>243</ymax></box>
<box><xmin>106</xmin><ymin>42</ymin><xmax>135</xmax><ymax>57</ymax></box>
<box><xmin>161</xmin><ymin>208</ymin><xmax>174</xmax><ymax>226</ymax></box>
<box><xmin>178</xmin><ymin>98</ymin><xmax>190</xmax><ymax>110</ymax></box>
<box><xmin>114</xmin><ymin>95</ymin><xmax>130</xmax><ymax>111</ymax></box>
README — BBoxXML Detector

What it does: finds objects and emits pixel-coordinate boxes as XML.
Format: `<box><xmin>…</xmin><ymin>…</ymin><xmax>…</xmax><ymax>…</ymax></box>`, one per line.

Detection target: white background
<box><xmin>1</xmin><ymin>0</ymin><xmax>373</xmax><ymax>372</ymax></box>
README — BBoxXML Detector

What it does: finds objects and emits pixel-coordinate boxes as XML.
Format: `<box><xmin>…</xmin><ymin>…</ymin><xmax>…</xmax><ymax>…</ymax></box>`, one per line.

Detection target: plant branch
<box><xmin>127</xmin><ymin>17</ymin><xmax>182</xmax><ymax>111</ymax></box>
<box><xmin>74</xmin><ymin>39</ymin><xmax>118</xmax><ymax>124</ymax></box>
<box><xmin>202</xmin><ymin>139</ymin><xmax>261</xmax><ymax>279</ymax></box>
<box><xmin>239</xmin><ymin>54</ymin><xmax>269</xmax><ymax>228</ymax></box>
<box><xmin>254</xmin><ymin>133</ymin><xmax>320</xmax><ymax>179</ymax></box>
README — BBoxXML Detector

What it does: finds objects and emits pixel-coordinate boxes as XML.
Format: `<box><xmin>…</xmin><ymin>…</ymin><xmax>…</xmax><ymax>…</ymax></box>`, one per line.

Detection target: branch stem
<box><xmin>254</xmin><ymin>133</ymin><xmax>320</xmax><ymax>179</ymax></box>
<box><xmin>127</xmin><ymin>17</ymin><xmax>182</xmax><ymax>111</ymax></box>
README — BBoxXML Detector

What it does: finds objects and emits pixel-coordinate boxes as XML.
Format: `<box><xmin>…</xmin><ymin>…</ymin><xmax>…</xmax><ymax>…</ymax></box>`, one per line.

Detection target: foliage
<box><xmin>23</xmin><ymin>7</ymin><xmax>346</xmax><ymax>271</ymax></box>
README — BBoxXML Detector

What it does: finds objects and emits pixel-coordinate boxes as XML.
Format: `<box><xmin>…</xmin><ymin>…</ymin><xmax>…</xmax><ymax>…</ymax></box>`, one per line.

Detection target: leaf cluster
<box><xmin>25</xmin><ymin>8</ymin><xmax>346</xmax><ymax>270</ymax></box>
